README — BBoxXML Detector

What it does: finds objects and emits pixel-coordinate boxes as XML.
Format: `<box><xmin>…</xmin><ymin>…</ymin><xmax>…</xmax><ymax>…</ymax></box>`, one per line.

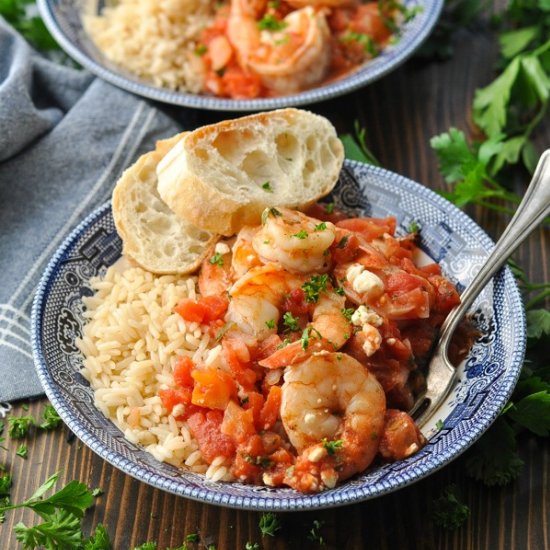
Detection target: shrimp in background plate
<box><xmin>253</xmin><ymin>207</ymin><xmax>337</xmax><ymax>273</ymax></box>
<box><xmin>227</xmin><ymin>1</ymin><xmax>332</xmax><ymax>93</ymax></box>
<box><xmin>281</xmin><ymin>351</ymin><xmax>386</xmax><ymax>492</ymax></box>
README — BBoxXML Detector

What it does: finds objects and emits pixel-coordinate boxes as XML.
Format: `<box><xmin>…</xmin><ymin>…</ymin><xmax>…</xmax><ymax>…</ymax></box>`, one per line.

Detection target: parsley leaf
<box><xmin>340</xmin><ymin>121</ymin><xmax>380</xmax><ymax>166</ymax></box>
<box><xmin>259</xmin><ymin>512</ymin><xmax>281</xmax><ymax>537</ymax></box>
<box><xmin>257</xmin><ymin>14</ymin><xmax>286</xmax><ymax>31</ymax></box>
<box><xmin>8</xmin><ymin>415</ymin><xmax>35</xmax><ymax>439</ymax></box>
<box><xmin>83</xmin><ymin>523</ymin><xmax>111</xmax><ymax>549</ymax></box>
<box><xmin>507</xmin><ymin>391</ymin><xmax>550</xmax><ymax>436</ymax></box>
<box><xmin>307</xmin><ymin>519</ymin><xmax>325</xmax><ymax>545</ymax></box>
<box><xmin>133</xmin><ymin>543</ymin><xmax>157</xmax><ymax>550</ymax></box>
<box><xmin>433</xmin><ymin>484</ymin><xmax>470</xmax><ymax>530</ymax></box>
<box><xmin>209</xmin><ymin>253</ymin><xmax>224</xmax><ymax>266</ymax></box>
<box><xmin>322</xmin><ymin>438</ymin><xmax>343</xmax><ymax>455</ymax></box>
<box><xmin>0</xmin><ymin>474</ymin><xmax>12</xmax><ymax>497</ymax></box>
<box><xmin>261</xmin><ymin>181</ymin><xmax>273</xmax><ymax>192</ymax></box>
<box><xmin>292</xmin><ymin>229</ymin><xmax>309</xmax><ymax>239</ymax></box>
<box><xmin>282</xmin><ymin>311</ymin><xmax>300</xmax><ymax>332</ymax></box>
<box><xmin>265</xmin><ymin>319</ymin><xmax>276</xmax><ymax>329</ymax></box>
<box><xmin>525</xmin><ymin>309</ymin><xmax>550</xmax><ymax>340</ymax></box>
<box><xmin>302</xmin><ymin>274</ymin><xmax>329</xmax><ymax>303</ymax></box>
<box><xmin>40</xmin><ymin>404</ymin><xmax>62</xmax><ymax>430</ymax></box>
<box><xmin>245</xmin><ymin>543</ymin><xmax>260</xmax><ymax>550</ymax></box>
<box><xmin>16</xmin><ymin>445</ymin><xmax>28</xmax><ymax>459</ymax></box>
<box><xmin>464</xmin><ymin>417</ymin><xmax>524</xmax><ymax>486</ymax></box>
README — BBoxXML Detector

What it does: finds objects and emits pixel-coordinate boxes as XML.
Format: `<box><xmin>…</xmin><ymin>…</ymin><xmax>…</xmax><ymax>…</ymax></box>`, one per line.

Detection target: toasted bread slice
<box><xmin>112</xmin><ymin>133</ymin><xmax>217</xmax><ymax>274</ymax></box>
<box><xmin>156</xmin><ymin>108</ymin><xmax>344</xmax><ymax>236</ymax></box>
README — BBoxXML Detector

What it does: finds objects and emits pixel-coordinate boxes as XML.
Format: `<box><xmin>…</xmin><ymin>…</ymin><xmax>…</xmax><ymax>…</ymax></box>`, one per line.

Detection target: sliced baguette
<box><xmin>112</xmin><ymin>133</ymin><xmax>217</xmax><ymax>274</ymax></box>
<box><xmin>156</xmin><ymin>108</ymin><xmax>344</xmax><ymax>236</ymax></box>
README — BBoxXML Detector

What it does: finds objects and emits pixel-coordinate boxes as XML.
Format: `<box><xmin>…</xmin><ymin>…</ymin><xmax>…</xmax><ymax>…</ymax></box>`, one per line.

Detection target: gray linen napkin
<box><xmin>0</xmin><ymin>19</ymin><xmax>193</xmax><ymax>402</ymax></box>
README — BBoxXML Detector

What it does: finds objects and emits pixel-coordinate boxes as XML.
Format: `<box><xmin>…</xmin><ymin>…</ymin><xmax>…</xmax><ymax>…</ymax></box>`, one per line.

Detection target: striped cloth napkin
<box><xmin>0</xmin><ymin>19</ymin><xmax>195</xmax><ymax>402</ymax></box>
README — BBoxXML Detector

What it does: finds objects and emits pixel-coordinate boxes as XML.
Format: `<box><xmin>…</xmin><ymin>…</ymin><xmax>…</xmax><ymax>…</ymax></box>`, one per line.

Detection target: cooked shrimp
<box><xmin>231</xmin><ymin>226</ymin><xmax>263</xmax><ymax>280</ymax></box>
<box><xmin>281</xmin><ymin>352</ymin><xmax>386</xmax><ymax>491</ymax></box>
<box><xmin>259</xmin><ymin>289</ymin><xmax>351</xmax><ymax>368</ymax></box>
<box><xmin>198</xmin><ymin>241</ymin><xmax>234</xmax><ymax>296</ymax></box>
<box><xmin>253</xmin><ymin>207</ymin><xmax>336</xmax><ymax>274</ymax></box>
<box><xmin>228</xmin><ymin>2</ymin><xmax>332</xmax><ymax>93</ymax></box>
<box><xmin>226</xmin><ymin>263</ymin><xmax>303</xmax><ymax>338</ymax></box>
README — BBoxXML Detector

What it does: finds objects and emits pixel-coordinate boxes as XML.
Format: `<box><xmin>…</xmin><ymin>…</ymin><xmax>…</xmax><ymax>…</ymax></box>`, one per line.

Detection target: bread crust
<box><xmin>112</xmin><ymin>133</ymin><xmax>217</xmax><ymax>274</ymax></box>
<box><xmin>157</xmin><ymin>108</ymin><xmax>344</xmax><ymax>236</ymax></box>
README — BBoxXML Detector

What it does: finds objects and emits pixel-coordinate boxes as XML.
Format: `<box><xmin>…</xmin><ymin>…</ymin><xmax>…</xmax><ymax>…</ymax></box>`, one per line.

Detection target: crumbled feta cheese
<box><xmin>351</xmin><ymin>305</ymin><xmax>383</xmax><ymax>327</ymax></box>
<box><xmin>345</xmin><ymin>264</ymin><xmax>384</xmax><ymax>297</ymax></box>
<box><xmin>321</xmin><ymin>469</ymin><xmax>338</xmax><ymax>489</ymax></box>
<box><xmin>308</xmin><ymin>446</ymin><xmax>327</xmax><ymax>463</ymax></box>
<box><xmin>171</xmin><ymin>404</ymin><xmax>185</xmax><ymax>418</ymax></box>
<box><xmin>214</xmin><ymin>242</ymin><xmax>231</xmax><ymax>255</ymax></box>
<box><xmin>361</xmin><ymin>325</ymin><xmax>382</xmax><ymax>357</ymax></box>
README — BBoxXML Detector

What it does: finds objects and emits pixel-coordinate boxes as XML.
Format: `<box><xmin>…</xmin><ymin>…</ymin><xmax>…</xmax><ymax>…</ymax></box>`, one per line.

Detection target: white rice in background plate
<box><xmin>77</xmin><ymin>262</ymin><xmax>234</xmax><ymax>482</ymax></box>
<box><xmin>83</xmin><ymin>0</ymin><xmax>215</xmax><ymax>93</ymax></box>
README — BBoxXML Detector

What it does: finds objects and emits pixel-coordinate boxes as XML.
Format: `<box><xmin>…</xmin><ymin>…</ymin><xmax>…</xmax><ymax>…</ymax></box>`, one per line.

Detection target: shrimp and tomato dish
<box><xmin>201</xmin><ymin>0</ymin><xmax>411</xmax><ymax>98</ymax></box>
<box><xmin>84</xmin><ymin>0</ymin><xmax>417</xmax><ymax>99</ymax></box>
<box><xmin>131</xmin><ymin>205</ymin><xmax>473</xmax><ymax>493</ymax></box>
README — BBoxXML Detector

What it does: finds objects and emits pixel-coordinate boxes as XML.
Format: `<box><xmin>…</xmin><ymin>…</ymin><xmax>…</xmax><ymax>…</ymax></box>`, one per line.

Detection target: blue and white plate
<box><xmin>32</xmin><ymin>161</ymin><xmax>525</xmax><ymax>511</ymax></box>
<box><xmin>37</xmin><ymin>0</ymin><xmax>443</xmax><ymax>111</ymax></box>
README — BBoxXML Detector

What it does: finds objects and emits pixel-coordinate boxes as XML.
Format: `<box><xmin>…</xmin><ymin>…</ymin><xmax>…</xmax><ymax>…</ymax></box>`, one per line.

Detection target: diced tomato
<box><xmin>223</xmin><ymin>339</ymin><xmax>258</xmax><ymax>390</ymax></box>
<box><xmin>385</xmin><ymin>272</ymin><xmax>426</xmax><ymax>294</ymax></box>
<box><xmin>175</xmin><ymin>298</ymin><xmax>206</xmax><ymax>323</ymax></box>
<box><xmin>379</xmin><ymin>409</ymin><xmax>425</xmax><ymax>461</ymax></box>
<box><xmin>221</xmin><ymin>401</ymin><xmax>257</xmax><ymax>445</ymax></box>
<box><xmin>336</xmin><ymin>217</ymin><xmax>396</xmax><ymax>241</ymax></box>
<box><xmin>231</xmin><ymin>434</ymin><xmax>266</xmax><ymax>483</ymax></box>
<box><xmin>191</xmin><ymin>368</ymin><xmax>237</xmax><ymax>410</ymax></box>
<box><xmin>173</xmin><ymin>356</ymin><xmax>194</xmax><ymax>388</ymax></box>
<box><xmin>251</xmin><ymin>334</ymin><xmax>283</xmax><ymax>362</ymax></box>
<box><xmin>350</xmin><ymin>3</ymin><xmax>393</xmax><ymax>44</ymax></box>
<box><xmin>330</xmin><ymin>229</ymin><xmax>360</xmax><ymax>265</ymax></box>
<box><xmin>159</xmin><ymin>387</ymin><xmax>191</xmax><ymax>413</ymax></box>
<box><xmin>259</xmin><ymin>385</ymin><xmax>282</xmax><ymax>431</ymax></box>
<box><xmin>200</xmin><ymin>295</ymin><xmax>229</xmax><ymax>322</ymax></box>
<box><xmin>429</xmin><ymin>275</ymin><xmax>461</xmax><ymax>314</ymax></box>
<box><xmin>420</xmin><ymin>263</ymin><xmax>442</xmax><ymax>276</ymax></box>
<box><xmin>187</xmin><ymin>410</ymin><xmax>235</xmax><ymax>463</ymax></box>
<box><xmin>243</xmin><ymin>391</ymin><xmax>265</xmax><ymax>430</ymax></box>
<box><xmin>282</xmin><ymin>288</ymin><xmax>309</xmax><ymax>317</ymax></box>
<box><xmin>222</xmin><ymin>63</ymin><xmax>263</xmax><ymax>99</ymax></box>
<box><xmin>379</xmin><ymin>287</ymin><xmax>431</xmax><ymax>320</ymax></box>
<box><xmin>305</xmin><ymin>202</ymin><xmax>349</xmax><ymax>223</ymax></box>
<box><xmin>175</xmin><ymin>296</ymin><xmax>228</xmax><ymax>324</ymax></box>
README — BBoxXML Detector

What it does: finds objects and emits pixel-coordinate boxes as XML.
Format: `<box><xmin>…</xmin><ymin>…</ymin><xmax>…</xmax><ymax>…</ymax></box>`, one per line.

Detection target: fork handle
<box><xmin>437</xmin><ymin>149</ymin><xmax>550</xmax><ymax>347</ymax></box>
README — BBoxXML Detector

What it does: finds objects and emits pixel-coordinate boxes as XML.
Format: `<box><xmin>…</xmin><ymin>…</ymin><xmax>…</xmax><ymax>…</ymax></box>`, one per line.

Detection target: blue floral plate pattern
<box><xmin>31</xmin><ymin>161</ymin><xmax>526</xmax><ymax>511</ymax></box>
<box><xmin>37</xmin><ymin>0</ymin><xmax>443</xmax><ymax>111</ymax></box>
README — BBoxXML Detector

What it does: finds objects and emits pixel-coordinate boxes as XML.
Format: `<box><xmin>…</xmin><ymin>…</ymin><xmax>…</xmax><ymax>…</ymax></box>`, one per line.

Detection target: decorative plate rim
<box><xmin>37</xmin><ymin>0</ymin><xmax>444</xmax><ymax>112</ymax></box>
<box><xmin>31</xmin><ymin>160</ymin><xmax>526</xmax><ymax>511</ymax></box>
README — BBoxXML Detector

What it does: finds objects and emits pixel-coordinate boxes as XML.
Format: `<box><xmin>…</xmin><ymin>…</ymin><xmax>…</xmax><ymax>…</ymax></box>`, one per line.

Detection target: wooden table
<box><xmin>2</xmin><ymin>19</ymin><xmax>549</xmax><ymax>550</ymax></box>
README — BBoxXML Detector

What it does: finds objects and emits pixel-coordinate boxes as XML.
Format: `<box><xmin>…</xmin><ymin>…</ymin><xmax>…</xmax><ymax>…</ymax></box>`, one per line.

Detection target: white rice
<box><xmin>83</xmin><ymin>0</ymin><xmax>215</xmax><ymax>93</ymax></box>
<box><xmin>77</xmin><ymin>263</ymin><xmax>234</xmax><ymax>481</ymax></box>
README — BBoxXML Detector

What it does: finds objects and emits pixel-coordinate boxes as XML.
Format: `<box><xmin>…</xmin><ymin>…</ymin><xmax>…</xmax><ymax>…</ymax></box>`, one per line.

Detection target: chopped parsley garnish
<box><xmin>261</xmin><ymin>207</ymin><xmax>282</xmax><ymax>225</ymax></box>
<box><xmin>341</xmin><ymin>31</ymin><xmax>379</xmax><ymax>56</ymax></box>
<box><xmin>257</xmin><ymin>14</ymin><xmax>287</xmax><ymax>31</ymax></box>
<box><xmin>268</xmin><ymin>0</ymin><xmax>280</xmax><ymax>8</ymax></box>
<box><xmin>209</xmin><ymin>252</ymin><xmax>224</xmax><ymax>266</ymax></box>
<box><xmin>308</xmin><ymin>519</ymin><xmax>326</xmax><ymax>545</ymax></box>
<box><xmin>322</xmin><ymin>438</ymin><xmax>344</xmax><ymax>455</ymax></box>
<box><xmin>194</xmin><ymin>44</ymin><xmax>207</xmax><ymax>56</ymax></box>
<box><xmin>262</xmin><ymin>181</ymin><xmax>273</xmax><ymax>192</ymax></box>
<box><xmin>265</xmin><ymin>319</ymin><xmax>276</xmax><ymax>329</ymax></box>
<box><xmin>292</xmin><ymin>229</ymin><xmax>308</xmax><ymax>239</ymax></box>
<box><xmin>314</xmin><ymin>222</ymin><xmax>327</xmax><ymax>231</ymax></box>
<box><xmin>245</xmin><ymin>543</ymin><xmax>260</xmax><ymax>550</ymax></box>
<box><xmin>40</xmin><ymin>405</ymin><xmax>62</xmax><ymax>430</ymax></box>
<box><xmin>335</xmin><ymin>286</ymin><xmax>345</xmax><ymax>296</ymax></box>
<box><xmin>259</xmin><ymin>512</ymin><xmax>281</xmax><ymax>537</ymax></box>
<box><xmin>22</xmin><ymin>404</ymin><xmax>29</xmax><ymax>411</ymax></box>
<box><xmin>324</xmin><ymin>202</ymin><xmax>335</xmax><ymax>214</ymax></box>
<box><xmin>0</xmin><ymin>474</ymin><xmax>12</xmax><ymax>497</ymax></box>
<box><xmin>282</xmin><ymin>312</ymin><xmax>300</xmax><ymax>332</ymax></box>
<box><xmin>435</xmin><ymin>419</ymin><xmax>444</xmax><ymax>430</ymax></box>
<box><xmin>7</xmin><ymin>415</ymin><xmax>35</xmax><ymax>439</ymax></box>
<box><xmin>16</xmin><ymin>445</ymin><xmax>28</xmax><ymax>459</ymax></box>
<box><xmin>300</xmin><ymin>327</ymin><xmax>322</xmax><ymax>350</ymax></box>
<box><xmin>214</xmin><ymin>322</ymin><xmax>233</xmax><ymax>343</ymax></box>
<box><xmin>433</xmin><ymin>484</ymin><xmax>470</xmax><ymax>530</ymax></box>
<box><xmin>186</xmin><ymin>533</ymin><xmax>200</xmax><ymax>542</ymax></box>
<box><xmin>302</xmin><ymin>274</ymin><xmax>329</xmax><ymax>303</ymax></box>
<box><xmin>408</xmin><ymin>220</ymin><xmax>421</xmax><ymax>234</ymax></box>
<box><xmin>341</xmin><ymin>308</ymin><xmax>355</xmax><ymax>321</ymax></box>
<box><xmin>244</xmin><ymin>454</ymin><xmax>272</xmax><ymax>468</ymax></box>
<box><xmin>91</xmin><ymin>488</ymin><xmax>104</xmax><ymax>497</ymax></box>
<box><xmin>336</xmin><ymin>235</ymin><xmax>349</xmax><ymax>249</ymax></box>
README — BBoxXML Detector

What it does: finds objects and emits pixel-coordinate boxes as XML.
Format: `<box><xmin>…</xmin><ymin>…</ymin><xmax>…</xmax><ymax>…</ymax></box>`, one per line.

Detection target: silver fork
<box><xmin>411</xmin><ymin>149</ymin><xmax>550</xmax><ymax>428</ymax></box>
